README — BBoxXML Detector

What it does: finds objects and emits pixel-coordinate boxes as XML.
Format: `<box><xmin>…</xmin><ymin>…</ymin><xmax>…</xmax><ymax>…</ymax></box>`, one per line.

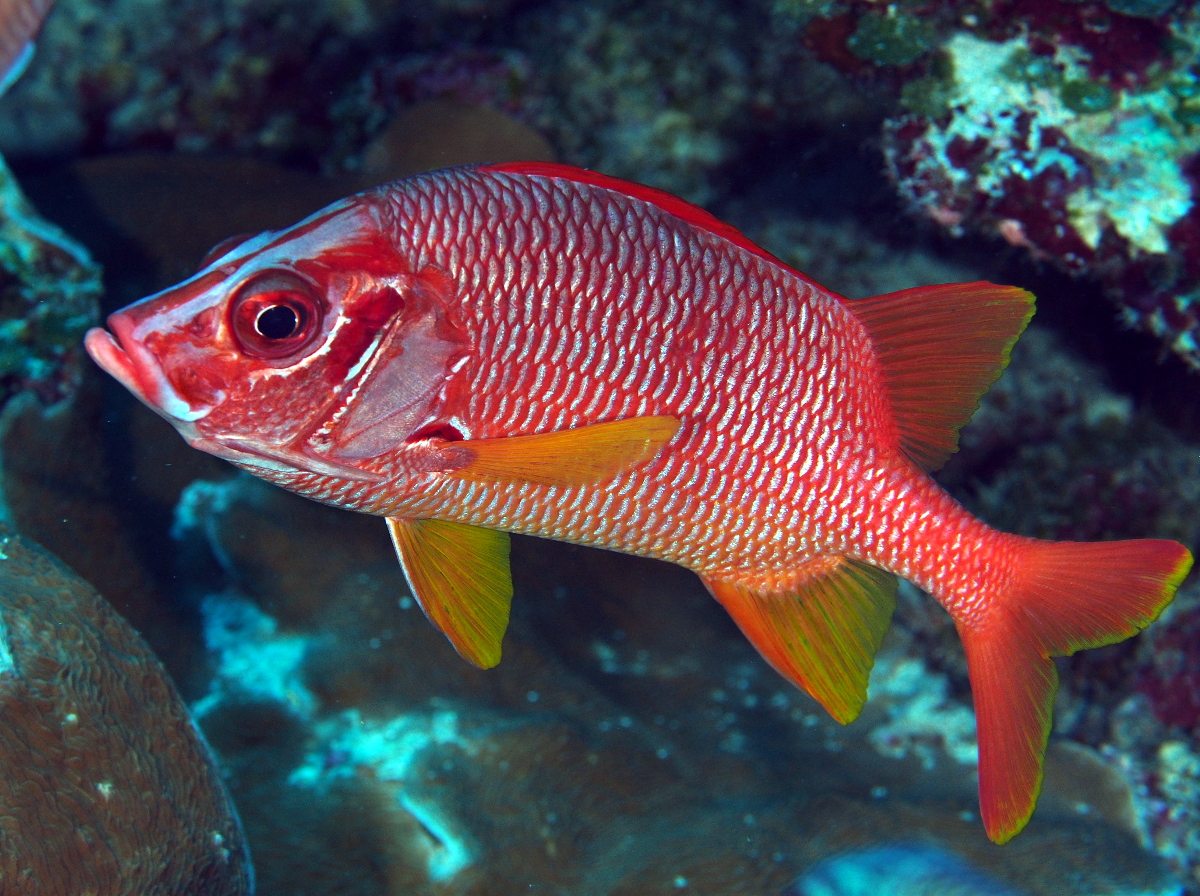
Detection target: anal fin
<box><xmin>704</xmin><ymin>558</ymin><xmax>897</xmax><ymax>724</ymax></box>
<box><xmin>386</xmin><ymin>517</ymin><xmax>513</xmax><ymax>668</ymax></box>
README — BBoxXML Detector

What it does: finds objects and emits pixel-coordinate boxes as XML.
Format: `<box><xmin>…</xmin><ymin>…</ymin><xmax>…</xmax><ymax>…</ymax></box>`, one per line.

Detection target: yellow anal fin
<box><xmin>704</xmin><ymin>558</ymin><xmax>897</xmax><ymax>724</ymax></box>
<box><xmin>386</xmin><ymin>517</ymin><xmax>512</xmax><ymax>668</ymax></box>
<box><xmin>450</xmin><ymin>415</ymin><xmax>680</xmax><ymax>487</ymax></box>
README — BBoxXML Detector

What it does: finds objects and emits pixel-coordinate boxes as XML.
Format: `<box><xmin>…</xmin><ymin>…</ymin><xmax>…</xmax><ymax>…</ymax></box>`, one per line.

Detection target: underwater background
<box><xmin>0</xmin><ymin>0</ymin><xmax>1199</xmax><ymax>893</ymax></box>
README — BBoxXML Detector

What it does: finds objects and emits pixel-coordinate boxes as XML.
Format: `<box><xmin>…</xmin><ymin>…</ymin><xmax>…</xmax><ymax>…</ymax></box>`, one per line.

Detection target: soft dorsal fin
<box><xmin>849</xmin><ymin>282</ymin><xmax>1035</xmax><ymax>471</ymax></box>
<box><xmin>703</xmin><ymin>557</ymin><xmax>897</xmax><ymax>725</ymax></box>
<box><xmin>479</xmin><ymin>161</ymin><xmax>801</xmax><ymax>277</ymax></box>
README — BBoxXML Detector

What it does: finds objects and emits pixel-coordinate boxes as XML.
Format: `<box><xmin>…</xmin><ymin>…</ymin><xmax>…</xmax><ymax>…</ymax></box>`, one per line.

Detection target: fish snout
<box><xmin>84</xmin><ymin>311</ymin><xmax>214</xmax><ymax>423</ymax></box>
<box><xmin>84</xmin><ymin>326</ymin><xmax>139</xmax><ymax>396</ymax></box>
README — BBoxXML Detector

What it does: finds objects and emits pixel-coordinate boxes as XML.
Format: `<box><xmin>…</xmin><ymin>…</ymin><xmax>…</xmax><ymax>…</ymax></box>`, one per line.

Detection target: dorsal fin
<box><xmin>479</xmin><ymin>161</ymin><xmax>803</xmax><ymax>278</ymax></box>
<box><xmin>849</xmin><ymin>282</ymin><xmax>1035</xmax><ymax>471</ymax></box>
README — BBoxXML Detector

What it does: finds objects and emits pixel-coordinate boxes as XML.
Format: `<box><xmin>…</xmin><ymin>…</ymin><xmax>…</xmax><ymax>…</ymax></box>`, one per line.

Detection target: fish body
<box><xmin>85</xmin><ymin>162</ymin><xmax>1192</xmax><ymax>844</ymax></box>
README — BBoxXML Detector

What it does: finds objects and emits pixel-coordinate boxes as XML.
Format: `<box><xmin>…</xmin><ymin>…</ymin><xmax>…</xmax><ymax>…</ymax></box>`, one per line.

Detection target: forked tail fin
<box><xmin>961</xmin><ymin>537</ymin><xmax>1192</xmax><ymax>843</ymax></box>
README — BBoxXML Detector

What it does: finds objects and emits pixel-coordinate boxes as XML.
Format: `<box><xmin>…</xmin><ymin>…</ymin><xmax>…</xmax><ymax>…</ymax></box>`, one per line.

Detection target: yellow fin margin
<box><xmin>386</xmin><ymin>517</ymin><xmax>512</xmax><ymax>668</ymax></box>
<box><xmin>705</xmin><ymin>558</ymin><xmax>897</xmax><ymax>724</ymax></box>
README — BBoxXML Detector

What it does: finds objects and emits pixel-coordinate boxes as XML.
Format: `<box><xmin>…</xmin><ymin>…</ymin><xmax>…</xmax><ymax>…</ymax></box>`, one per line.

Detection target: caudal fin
<box><xmin>961</xmin><ymin>537</ymin><xmax>1192</xmax><ymax>843</ymax></box>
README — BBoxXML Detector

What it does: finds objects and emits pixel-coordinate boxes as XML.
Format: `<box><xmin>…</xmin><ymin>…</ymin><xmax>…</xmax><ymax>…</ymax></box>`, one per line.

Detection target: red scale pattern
<box><xmin>335</xmin><ymin>167</ymin><xmax>1011</xmax><ymax>613</ymax></box>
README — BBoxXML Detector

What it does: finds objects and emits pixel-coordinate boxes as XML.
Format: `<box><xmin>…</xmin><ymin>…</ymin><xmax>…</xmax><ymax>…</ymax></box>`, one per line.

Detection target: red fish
<box><xmin>84</xmin><ymin>162</ymin><xmax>1192</xmax><ymax>843</ymax></box>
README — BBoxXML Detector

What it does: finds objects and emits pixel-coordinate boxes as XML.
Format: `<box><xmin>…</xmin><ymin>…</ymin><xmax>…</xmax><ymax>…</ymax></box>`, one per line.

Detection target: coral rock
<box><xmin>0</xmin><ymin>526</ymin><xmax>252</xmax><ymax>895</ymax></box>
<box><xmin>0</xmin><ymin>155</ymin><xmax>99</xmax><ymax>408</ymax></box>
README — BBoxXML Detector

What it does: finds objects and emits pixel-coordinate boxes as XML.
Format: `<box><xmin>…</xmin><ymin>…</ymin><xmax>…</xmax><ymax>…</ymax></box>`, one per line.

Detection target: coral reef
<box><xmin>0</xmin><ymin>524</ymin><xmax>252</xmax><ymax>894</ymax></box>
<box><xmin>876</xmin><ymin>5</ymin><xmax>1200</xmax><ymax>367</ymax></box>
<box><xmin>348</xmin><ymin>100</ymin><xmax>555</xmax><ymax>190</ymax></box>
<box><xmin>192</xmin><ymin>591</ymin><xmax>319</xmax><ymax>720</ymax></box>
<box><xmin>1096</xmin><ymin>586</ymin><xmax>1200</xmax><ymax>888</ymax></box>
<box><xmin>866</xmin><ymin>627</ymin><xmax>980</xmax><ymax>772</ymax></box>
<box><xmin>0</xmin><ymin>155</ymin><xmax>99</xmax><ymax>408</ymax></box>
<box><xmin>783</xmin><ymin>843</ymin><xmax>1026</xmax><ymax>896</ymax></box>
<box><xmin>0</xmin><ymin>0</ymin><xmax>519</xmax><ymax>160</ymax></box>
<box><xmin>749</xmin><ymin>0</ymin><xmax>1200</xmax><ymax>366</ymax></box>
<box><xmin>510</xmin><ymin>0</ymin><xmax>751</xmax><ymax>201</ymax></box>
<box><xmin>325</xmin><ymin>47</ymin><xmax>545</xmax><ymax>177</ymax></box>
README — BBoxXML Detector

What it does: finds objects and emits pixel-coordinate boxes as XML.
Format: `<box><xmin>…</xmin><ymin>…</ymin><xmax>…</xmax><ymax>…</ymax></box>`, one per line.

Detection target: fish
<box><xmin>0</xmin><ymin>0</ymin><xmax>54</xmax><ymax>96</ymax></box>
<box><xmin>783</xmin><ymin>843</ymin><xmax>1024</xmax><ymax>896</ymax></box>
<box><xmin>83</xmin><ymin>161</ymin><xmax>1193</xmax><ymax>844</ymax></box>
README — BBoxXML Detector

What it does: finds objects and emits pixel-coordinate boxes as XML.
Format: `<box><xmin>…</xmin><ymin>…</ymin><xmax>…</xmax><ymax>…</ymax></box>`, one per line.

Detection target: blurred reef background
<box><xmin>0</xmin><ymin>0</ymin><xmax>1198</xmax><ymax>893</ymax></box>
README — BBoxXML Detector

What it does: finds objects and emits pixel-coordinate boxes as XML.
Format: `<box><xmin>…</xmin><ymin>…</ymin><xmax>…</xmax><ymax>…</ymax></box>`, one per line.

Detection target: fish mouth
<box><xmin>84</xmin><ymin>317</ymin><xmax>212</xmax><ymax>423</ymax></box>
<box><xmin>84</xmin><ymin>323</ymin><xmax>381</xmax><ymax>482</ymax></box>
<box><xmin>84</xmin><ymin>326</ymin><xmax>142</xmax><ymax>397</ymax></box>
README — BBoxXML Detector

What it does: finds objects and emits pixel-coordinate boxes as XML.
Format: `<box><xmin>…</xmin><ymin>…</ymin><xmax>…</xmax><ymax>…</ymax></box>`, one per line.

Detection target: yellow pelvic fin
<box><xmin>704</xmin><ymin>558</ymin><xmax>897</xmax><ymax>724</ymax></box>
<box><xmin>450</xmin><ymin>415</ymin><xmax>680</xmax><ymax>487</ymax></box>
<box><xmin>386</xmin><ymin>517</ymin><xmax>513</xmax><ymax>668</ymax></box>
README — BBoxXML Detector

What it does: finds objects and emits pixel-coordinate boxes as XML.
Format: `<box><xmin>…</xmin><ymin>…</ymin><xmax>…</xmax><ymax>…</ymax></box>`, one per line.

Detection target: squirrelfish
<box><xmin>84</xmin><ymin>162</ymin><xmax>1192</xmax><ymax>843</ymax></box>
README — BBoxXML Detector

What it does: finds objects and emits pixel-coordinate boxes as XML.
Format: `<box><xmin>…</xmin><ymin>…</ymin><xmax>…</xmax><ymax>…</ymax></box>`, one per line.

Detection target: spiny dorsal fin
<box><xmin>479</xmin><ymin>162</ymin><xmax>803</xmax><ymax>278</ymax></box>
<box><xmin>849</xmin><ymin>282</ymin><xmax>1034</xmax><ymax>471</ymax></box>
<box><xmin>704</xmin><ymin>557</ymin><xmax>897</xmax><ymax>724</ymax></box>
<box><xmin>386</xmin><ymin>517</ymin><xmax>512</xmax><ymax>668</ymax></box>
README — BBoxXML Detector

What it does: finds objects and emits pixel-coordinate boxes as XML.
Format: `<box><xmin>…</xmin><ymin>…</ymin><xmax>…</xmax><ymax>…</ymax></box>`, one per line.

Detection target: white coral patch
<box><xmin>0</xmin><ymin>607</ymin><xmax>13</xmax><ymax>678</ymax></box>
<box><xmin>289</xmin><ymin>709</ymin><xmax>478</xmax><ymax>882</ymax></box>
<box><xmin>867</xmin><ymin>646</ymin><xmax>979</xmax><ymax>770</ymax></box>
<box><xmin>932</xmin><ymin>33</ymin><xmax>1197</xmax><ymax>256</ymax></box>
<box><xmin>191</xmin><ymin>592</ymin><xmax>317</xmax><ymax>720</ymax></box>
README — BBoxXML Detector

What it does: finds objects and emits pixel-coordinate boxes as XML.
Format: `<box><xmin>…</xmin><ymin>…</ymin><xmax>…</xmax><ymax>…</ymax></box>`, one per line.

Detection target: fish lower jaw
<box><xmin>195</xmin><ymin>432</ymin><xmax>387</xmax><ymax>484</ymax></box>
<box><xmin>85</xmin><ymin>327</ymin><xmax>143</xmax><ymax>400</ymax></box>
<box><xmin>84</xmin><ymin>326</ymin><xmax>213</xmax><ymax>423</ymax></box>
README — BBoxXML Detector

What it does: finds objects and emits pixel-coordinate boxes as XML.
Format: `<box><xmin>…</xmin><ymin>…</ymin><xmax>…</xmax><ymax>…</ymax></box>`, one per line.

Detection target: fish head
<box><xmin>85</xmin><ymin>190</ymin><xmax>472</xmax><ymax>482</ymax></box>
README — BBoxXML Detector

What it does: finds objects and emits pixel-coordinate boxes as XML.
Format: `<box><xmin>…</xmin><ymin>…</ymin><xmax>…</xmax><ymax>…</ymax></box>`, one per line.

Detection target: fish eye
<box><xmin>256</xmin><ymin>304</ymin><xmax>300</xmax><ymax>339</ymax></box>
<box><xmin>229</xmin><ymin>271</ymin><xmax>323</xmax><ymax>361</ymax></box>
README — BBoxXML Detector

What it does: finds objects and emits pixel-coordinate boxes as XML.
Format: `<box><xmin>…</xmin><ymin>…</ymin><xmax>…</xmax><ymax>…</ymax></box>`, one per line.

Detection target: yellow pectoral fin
<box><xmin>449</xmin><ymin>415</ymin><xmax>680</xmax><ymax>488</ymax></box>
<box><xmin>704</xmin><ymin>558</ymin><xmax>897</xmax><ymax>725</ymax></box>
<box><xmin>386</xmin><ymin>517</ymin><xmax>513</xmax><ymax>669</ymax></box>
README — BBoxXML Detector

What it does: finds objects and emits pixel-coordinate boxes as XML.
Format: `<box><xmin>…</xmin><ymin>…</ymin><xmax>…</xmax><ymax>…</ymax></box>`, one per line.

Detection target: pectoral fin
<box><xmin>450</xmin><ymin>415</ymin><xmax>680</xmax><ymax>487</ymax></box>
<box><xmin>386</xmin><ymin>517</ymin><xmax>512</xmax><ymax>668</ymax></box>
<box><xmin>704</xmin><ymin>557</ymin><xmax>897</xmax><ymax>724</ymax></box>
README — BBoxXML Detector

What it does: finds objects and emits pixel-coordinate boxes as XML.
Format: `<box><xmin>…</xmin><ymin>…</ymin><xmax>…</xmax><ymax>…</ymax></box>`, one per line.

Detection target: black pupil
<box><xmin>256</xmin><ymin>304</ymin><xmax>300</xmax><ymax>340</ymax></box>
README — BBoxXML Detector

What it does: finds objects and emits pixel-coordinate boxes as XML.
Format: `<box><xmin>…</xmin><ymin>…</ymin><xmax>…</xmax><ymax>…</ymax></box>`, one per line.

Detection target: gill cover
<box><xmin>318</xmin><ymin>269</ymin><xmax>470</xmax><ymax>462</ymax></box>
